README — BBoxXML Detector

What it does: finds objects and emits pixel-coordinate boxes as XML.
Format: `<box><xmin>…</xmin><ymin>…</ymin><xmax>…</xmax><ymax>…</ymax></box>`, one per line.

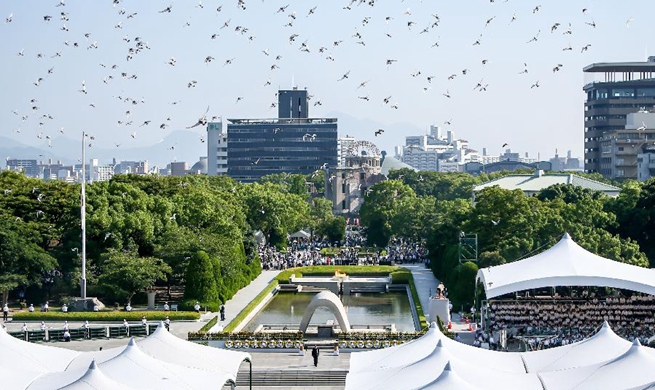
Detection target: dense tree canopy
<box><xmin>362</xmin><ymin>169</ymin><xmax>654</xmax><ymax>308</ymax></box>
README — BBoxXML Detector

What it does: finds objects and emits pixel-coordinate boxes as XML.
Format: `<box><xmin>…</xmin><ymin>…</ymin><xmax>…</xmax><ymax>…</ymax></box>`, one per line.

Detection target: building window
<box><xmin>612</xmin><ymin>88</ymin><xmax>635</xmax><ymax>98</ymax></box>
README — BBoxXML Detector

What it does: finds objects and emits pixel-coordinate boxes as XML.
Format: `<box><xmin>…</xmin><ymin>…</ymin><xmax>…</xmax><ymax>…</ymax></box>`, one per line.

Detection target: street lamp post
<box><xmin>80</xmin><ymin>131</ymin><xmax>87</xmax><ymax>299</ymax></box>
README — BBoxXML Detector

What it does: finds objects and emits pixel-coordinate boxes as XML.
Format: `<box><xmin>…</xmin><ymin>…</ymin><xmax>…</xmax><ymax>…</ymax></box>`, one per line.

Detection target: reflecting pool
<box><xmin>244</xmin><ymin>291</ymin><xmax>416</xmax><ymax>331</ymax></box>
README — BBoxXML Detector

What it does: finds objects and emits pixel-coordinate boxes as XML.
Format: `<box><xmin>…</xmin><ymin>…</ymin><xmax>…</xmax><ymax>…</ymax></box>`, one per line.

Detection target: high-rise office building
<box><xmin>583</xmin><ymin>57</ymin><xmax>655</xmax><ymax>176</ymax></box>
<box><xmin>6</xmin><ymin>159</ymin><xmax>38</xmax><ymax>177</ymax></box>
<box><xmin>226</xmin><ymin>88</ymin><xmax>338</xmax><ymax>182</ymax></box>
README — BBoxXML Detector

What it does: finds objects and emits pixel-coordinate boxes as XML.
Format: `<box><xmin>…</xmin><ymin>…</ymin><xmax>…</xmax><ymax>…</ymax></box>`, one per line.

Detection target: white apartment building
<box><xmin>207</xmin><ymin>122</ymin><xmax>228</xmax><ymax>175</ymax></box>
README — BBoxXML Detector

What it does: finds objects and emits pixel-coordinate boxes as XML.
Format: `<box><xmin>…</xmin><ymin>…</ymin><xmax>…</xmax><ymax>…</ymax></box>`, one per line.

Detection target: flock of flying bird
<box><xmin>2</xmin><ymin>0</ymin><xmax>636</xmax><ymax>162</ymax></box>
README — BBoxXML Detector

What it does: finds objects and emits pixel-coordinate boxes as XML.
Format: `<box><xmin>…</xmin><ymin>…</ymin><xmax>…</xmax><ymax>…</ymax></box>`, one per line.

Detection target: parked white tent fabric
<box><xmin>520</xmin><ymin>321</ymin><xmax>632</xmax><ymax>372</ymax></box>
<box><xmin>476</xmin><ymin>233</ymin><xmax>655</xmax><ymax>299</ymax></box>
<box><xmin>59</xmin><ymin>361</ymin><xmax>139</xmax><ymax>390</ymax></box>
<box><xmin>539</xmin><ymin>340</ymin><xmax>655</xmax><ymax>390</ymax></box>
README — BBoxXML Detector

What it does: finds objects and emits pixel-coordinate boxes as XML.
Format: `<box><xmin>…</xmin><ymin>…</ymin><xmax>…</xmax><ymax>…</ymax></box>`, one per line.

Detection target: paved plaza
<box><xmin>2</xmin><ymin>265</ymin><xmax>455</xmax><ymax>389</ymax></box>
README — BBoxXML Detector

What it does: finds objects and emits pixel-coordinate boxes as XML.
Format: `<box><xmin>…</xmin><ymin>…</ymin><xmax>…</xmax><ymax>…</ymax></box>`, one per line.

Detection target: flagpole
<box><xmin>81</xmin><ymin>131</ymin><xmax>87</xmax><ymax>299</ymax></box>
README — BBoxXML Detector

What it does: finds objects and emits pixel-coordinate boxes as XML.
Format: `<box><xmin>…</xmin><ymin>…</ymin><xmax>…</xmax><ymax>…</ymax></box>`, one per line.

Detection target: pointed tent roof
<box><xmin>348</xmin><ymin>322</ymin><xmax>441</xmax><ymax>374</ymax></box>
<box><xmin>59</xmin><ymin>361</ymin><xmax>139</xmax><ymax>390</ymax></box>
<box><xmin>137</xmin><ymin>321</ymin><xmax>251</xmax><ymax>376</ymax></box>
<box><xmin>520</xmin><ymin>321</ymin><xmax>632</xmax><ymax>373</ymax></box>
<box><xmin>476</xmin><ymin>233</ymin><xmax>655</xmax><ymax>299</ymax></box>
<box><xmin>97</xmin><ymin>338</ymin><xmax>235</xmax><ymax>390</ymax></box>
<box><xmin>346</xmin><ymin>338</ymin><xmax>543</xmax><ymax>390</ymax></box>
<box><xmin>419</xmin><ymin>362</ymin><xmax>481</xmax><ymax>390</ymax></box>
<box><xmin>539</xmin><ymin>340</ymin><xmax>655</xmax><ymax>390</ymax></box>
<box><xmin>0</xmin><ymin>323</ymin><xmax>80</xmax><ymax>374</ymax></box>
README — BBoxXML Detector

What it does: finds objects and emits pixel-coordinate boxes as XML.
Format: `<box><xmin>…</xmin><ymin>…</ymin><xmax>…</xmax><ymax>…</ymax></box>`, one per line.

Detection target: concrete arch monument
<box><xmin>299</xmin><ymin>290</ymin><xmax>351</xmax><ymax>333</ymax></box>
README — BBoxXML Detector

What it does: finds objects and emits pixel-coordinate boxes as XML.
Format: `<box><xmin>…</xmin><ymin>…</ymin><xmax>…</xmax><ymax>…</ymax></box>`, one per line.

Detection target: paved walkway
<box><xmin>402</xmin><ymin>264</ymin><xmax>439</xmax><ymax>322</ymax></box>
<box><xmin>211</xmin><ymin>269</ymin><xmax>281</xmax><ymax>332</ymax></box>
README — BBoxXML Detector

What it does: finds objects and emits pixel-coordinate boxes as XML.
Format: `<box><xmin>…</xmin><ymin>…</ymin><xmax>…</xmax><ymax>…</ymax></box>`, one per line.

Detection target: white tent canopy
<box><xmin>539</xmin><ymin>340</ymin><xmax>655</xmax><ymax>390</ymax></box>
<box><xmin>520</xmin><ymin>321</ymin><xmax>632</xmax><ymax>373</ymax></box>
<box><xmin>0</xmin><ymin>324</ymin><xmax>243</xmax><ymax>390</ymax></box>
<box><xmin>476</xmin><ymin>233</ymin><xmax>655</xmax><ymax>299</ymax></box>
<box><xmin>59</xmin><ymin>361</ymin><xmax>140</xmax><ymax>390</ymax></box>
<box><xmin>67</xmin><ymin>322</ymin><xmax>250</xmax><ymax>377</ymax></box>
<box><xmin>289</xmin><ymin>229</ymin><xmax>311</xmax><ymax>239</ymax></box>
<box><xmin>347</xmin><ymin>321</ymin><xmax>655</xmax><ymax>390</ymax></box>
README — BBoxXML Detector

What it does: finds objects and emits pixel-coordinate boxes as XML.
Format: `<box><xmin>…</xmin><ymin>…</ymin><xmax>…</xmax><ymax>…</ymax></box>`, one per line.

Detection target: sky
<box><xmin>1</xmin><ymin>0</ymin><xmax>653</xmax><ymax>165</ymax></box>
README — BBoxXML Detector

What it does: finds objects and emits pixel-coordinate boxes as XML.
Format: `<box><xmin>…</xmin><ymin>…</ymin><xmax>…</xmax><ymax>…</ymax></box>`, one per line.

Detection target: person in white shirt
<box><xmin>93</xmin><ymin>304</ymin><xmax>99</xmax><ymax>312</ymax></box>
<box><xmin>63</xmin><ymin>330</ymin><xmax>71</xmax><ymax>342</ymax></box>
<box><xmin>43</xmin><ymin>302</ymin><xmax>49</xmax><ymax>312</ymax></box>
<box><xmin>2</xmin><ymin>303</ymin><xmax>8</xmax><ymax>321</ymax></box>
<box><xmin>21</xmin><ymin>323</ymin><xmax>28</xmax><ymax>332</ymax></box>
<box><xmin>40</xmin><ymin>321</ymin><xmax>46</xmax><ymax>331</ymax></box>
<box><xmin>163</xmin><ymin>302</ymin><xmax>170</xmax><ymax>311</ymax></box>
<box><xmin>194</xmin><ymin>302</ymin><xmax>200</xmax><ymax>313</ymax></box>
<box><xmin>141</xmin><ymin>316</ymin><xmax>147</xmax><ymax>327</ymax></box>
<box><xmin>164</xmin><ymin>316</ymin><xmax>171</xmax><ymax>331</ymax></box>
<box><xmin>63</xmin><ymin>321</ymin><xmax>69</xmax><ymax>331</ymax></box>
<box><xmin>61</xmin><ymin>304</ymin><xmax>68</xmax><ymax>313</ymax></box>
<box><xmin>83</xmin><ymin>320</ymin><xmax>90</xmax><ymax>339</ymax></box>
<box><xmin>125</xmin><ymin>303</ymin><xmax>132</xmax><ymax>312</ymax></box>
<box><xmin>28</xmin><ymin>304</ymin><xmax>35</xmax><ymax>312</ymax></box>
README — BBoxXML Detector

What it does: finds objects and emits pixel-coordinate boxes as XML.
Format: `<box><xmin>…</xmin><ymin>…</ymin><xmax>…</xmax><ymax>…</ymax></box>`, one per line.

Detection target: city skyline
<box><xmin>1</xmin><ymin>1</ymin><xmax>652</xmax><ymax>164</ymax></box>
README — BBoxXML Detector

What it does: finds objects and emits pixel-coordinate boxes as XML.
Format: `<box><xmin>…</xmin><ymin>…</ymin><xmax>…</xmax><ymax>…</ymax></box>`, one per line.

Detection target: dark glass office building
<box><xmin>226</xmin><ymin>89</ymin><xmax>338</xmax><ymax>182</ymax></box>
<box><xmin>583</xmin><ymin>57</ymin><xmax>655</xmax><ymax>176</ymax></box>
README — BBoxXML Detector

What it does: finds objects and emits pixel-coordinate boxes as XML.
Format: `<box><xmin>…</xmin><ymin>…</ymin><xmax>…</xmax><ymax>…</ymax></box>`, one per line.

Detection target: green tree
<box><xmin>0</xmin><ymin>216</ymin><xmax>57</xmax><ymax>305</ymax></box>
<box><xmin>184</xmin><ymin>251</ymin><xmax>218</xmax><ymax>302</ymax></box>
<box><xmin>317</xmin><ymin>216</ymin><xmax>346</xmax><ymax>243</ymax></box>
<box><xmin>448</xmin><ymin>261</ymin><xmax>479</xmax><ymax>310</ymax></box>
<box><xmin>359</xmin><ymin>180</ymin><xmax>416</xmax><ymax>247</ymax></box>
<box><xmin>98</xmin><ymin>249</ymin><xmax>171</xmax><ymax>303</ymax></box>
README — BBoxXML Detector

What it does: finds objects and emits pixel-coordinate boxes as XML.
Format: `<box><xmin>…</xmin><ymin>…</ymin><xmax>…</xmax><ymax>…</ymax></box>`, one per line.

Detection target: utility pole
<box><xmin>80</xmin><ymin>131</ymin><xmax>87</xmax><ymax>299</ymax></box>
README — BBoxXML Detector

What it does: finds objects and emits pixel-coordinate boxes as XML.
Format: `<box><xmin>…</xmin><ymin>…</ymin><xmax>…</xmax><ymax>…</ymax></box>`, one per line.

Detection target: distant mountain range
<box><xmin>1</xmin><ymin>130</ymin><xmax>207</xmax><ymax>169</ymax></box>
<box><xmin>2</xmin><ymin>112</ymin><xmax>423</xmax><ymax>169</ymax></box>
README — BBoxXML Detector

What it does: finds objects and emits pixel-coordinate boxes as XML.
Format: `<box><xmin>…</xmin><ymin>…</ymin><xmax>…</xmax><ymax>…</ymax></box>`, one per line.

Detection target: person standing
<box><xmin>311</xmin><ymin>345</ymin><xmax>320</xmax><ymax>367</ymax></box>
<box><xmin>164</xmin><ymin>316</ymin><xmax>171</xmax><ymax>331</ymax></box>
<box><xmin>2</xmin><ymin>304</ymin><xmax>8</xmax><ymax>321</ymax></box>
<box><xmin>219</xmin><ymin>303</ymin><xmax>225</xmax><ymax>321</ymax></box>
<box><xmin>194</xmin><ymin>302</ymin><xmax>200</xmax><ymax>313</ymax></box>
<box><xmin>83</xmin><ymin>320</ymin><xmax>90</xmax><ymax>339</ymax></box>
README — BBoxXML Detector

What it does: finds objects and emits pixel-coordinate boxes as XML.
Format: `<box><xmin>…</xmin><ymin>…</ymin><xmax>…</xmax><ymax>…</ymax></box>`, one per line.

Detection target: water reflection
<box><xmin>244</xmin><ymin>291</ymin><xmax>415</xmax><ymax>331</ymax></box>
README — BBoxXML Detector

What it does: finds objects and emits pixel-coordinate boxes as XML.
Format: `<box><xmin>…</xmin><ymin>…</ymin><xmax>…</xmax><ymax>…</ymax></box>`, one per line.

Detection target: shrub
<box><xmin>184</xmin><ymin>251</ymin><xmax>219</xmax><ymax>303</ymax></box>
<box><xmin>179</xmin><ymin>299</ymin><xmax>221</xmax><ymax>312</ymax></box>
<box><xmin>12</xmin><ymin>311</ymin><xmax>200</xmax><ymax>322</ymax></box>
<box><xmin>275</xmin><ymin>265</ymin><xmax>401</xmax><ymax>284</ymax></box>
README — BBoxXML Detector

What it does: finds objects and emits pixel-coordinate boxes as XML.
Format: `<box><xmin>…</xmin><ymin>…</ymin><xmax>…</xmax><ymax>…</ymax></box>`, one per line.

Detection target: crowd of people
<box><xmin>258</xmin><ymin>230</ymin><xmax>427</xmax><ymax>271</ymax></box>
<box><xmin>487</xmin><ymin>295</ymin><xmax>655</xmax><ymax>348</ymax></box>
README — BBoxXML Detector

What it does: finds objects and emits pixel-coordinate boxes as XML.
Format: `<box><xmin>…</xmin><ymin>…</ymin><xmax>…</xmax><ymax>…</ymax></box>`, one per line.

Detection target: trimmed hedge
<box><xmin>275</xmin><ymin>265</ymin><xmax>401</xmax><ymax>284</ymax></box>
<box><xmin>198</xmin><ymin>315</ymin><xmax>219</xmax><ymax>333</ymax></box>
<box><xmin>13</xmin><ymin>311</ymin><xmax>200</xmax><ymax>322</ymax></box>
<box><xmin>179</xmin><ymin>299</ymin><xmax>221</xmax><ymax>312</ymax></box>
<box><xmin>222</xmin><ymin>280</ymin><xmax>279</xmax><ymax>333</ymax></box>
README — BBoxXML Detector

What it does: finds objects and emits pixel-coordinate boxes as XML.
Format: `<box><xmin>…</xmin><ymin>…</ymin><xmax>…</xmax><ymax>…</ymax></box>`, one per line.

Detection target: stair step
<box><xmin>235</xmin><ymin>370</ymin><xmax>348</xmax><ymax>387</ymax></box>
